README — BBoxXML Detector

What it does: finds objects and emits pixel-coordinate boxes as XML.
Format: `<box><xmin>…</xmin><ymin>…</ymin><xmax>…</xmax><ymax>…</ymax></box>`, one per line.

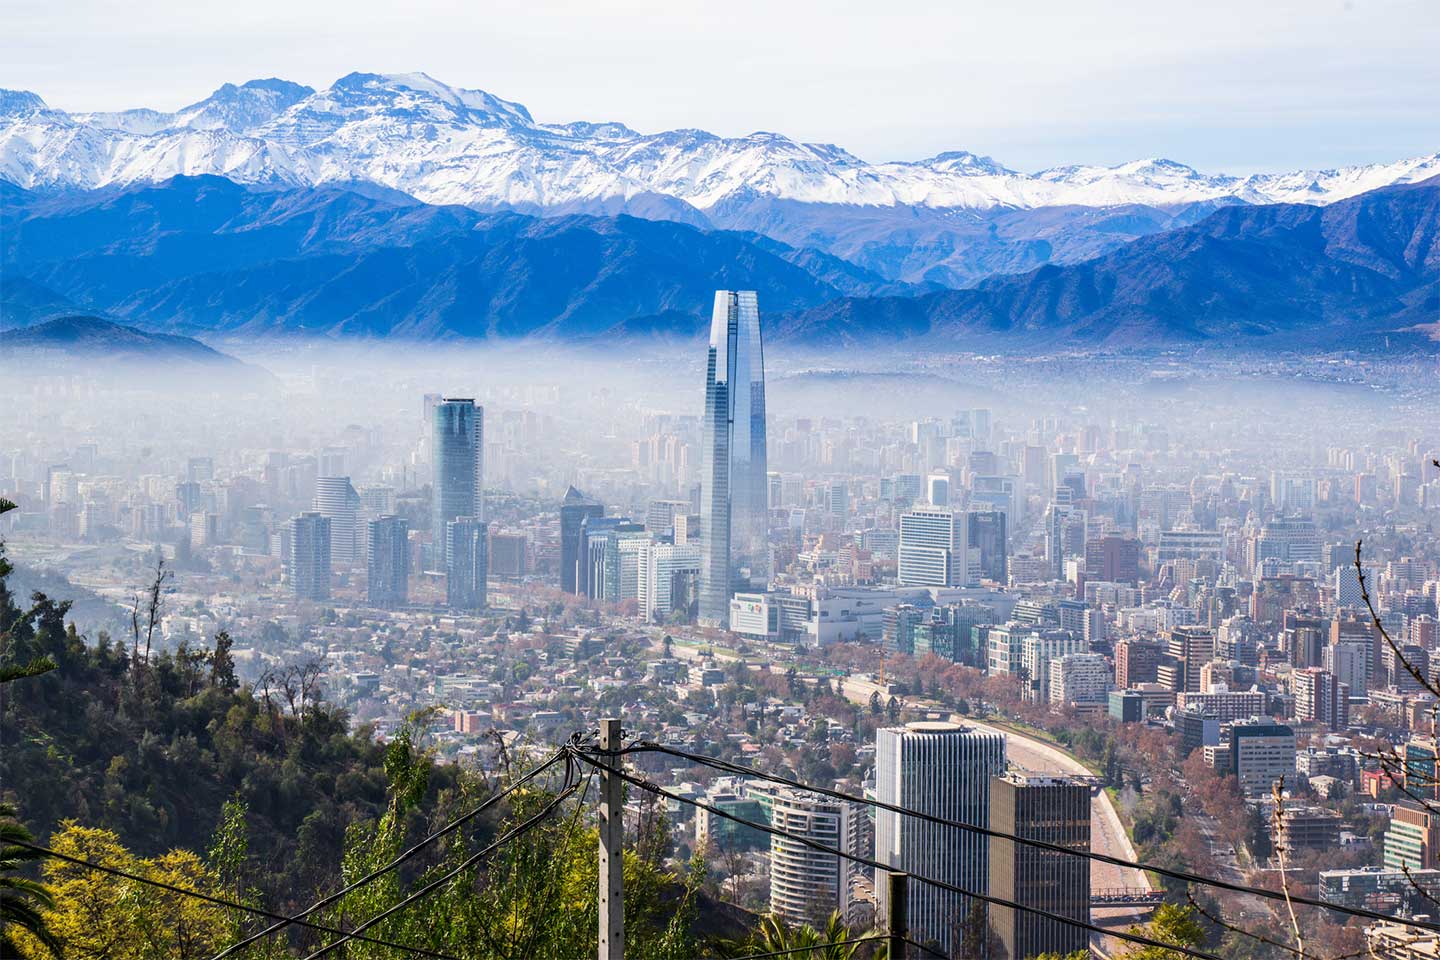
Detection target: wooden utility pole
<box><xmin>599</xmin><ymin>717</ymin><xmax>624</xmax><ymax>960</ymax></box>
<box><xmin>887</xmin><ymin>871</ymin><xmax>908</xmax><ymax>960</ymax></box>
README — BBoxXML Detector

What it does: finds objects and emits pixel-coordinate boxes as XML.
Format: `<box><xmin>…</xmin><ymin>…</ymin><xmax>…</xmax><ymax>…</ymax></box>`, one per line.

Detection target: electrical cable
<box><xmin>210</xmin><ymin>746</ymin><xmax>567</xmax><ymax>959</ymax></box>
<box><xmin>619</xmin><ymin>740</ymin><xmax>1440</xmax><ymax>936</ymax></box>
<box><xmin>9</xmin><ymin>838</ymin><xmax>462</xmax><ymax>960</ymax></box>
<box><xmin>568</xmin><ymin>746</ymin><xmax>1221</xmax><ymax>960</ymax></box>
<box><xmin>301</xmin><ymin>754</ymin><xmax>582</xmax><ymax>960</ymax></box>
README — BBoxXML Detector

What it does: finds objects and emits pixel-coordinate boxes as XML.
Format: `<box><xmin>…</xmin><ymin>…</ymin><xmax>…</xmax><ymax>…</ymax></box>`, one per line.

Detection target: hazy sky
<box><xmin>5</xmin><ymin>0</ymin><xmax>1438</xmax><ymax>173</ymax></box>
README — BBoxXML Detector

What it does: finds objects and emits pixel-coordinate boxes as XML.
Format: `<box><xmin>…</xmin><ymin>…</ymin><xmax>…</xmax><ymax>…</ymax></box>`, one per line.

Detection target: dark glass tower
<box><xmin>560</xmin><ymin>486</ymin><xmax>604</xmax><ymax>594</ymax></box>
<box><xmin>699</xmin><ymin>291</ymin><xmax>768</xmax><ymax>626</ymax></box>
<box><xmin>988</xmin><ymin>774</ymin><xmax>1091</xmax><ymax>960</ymax></box>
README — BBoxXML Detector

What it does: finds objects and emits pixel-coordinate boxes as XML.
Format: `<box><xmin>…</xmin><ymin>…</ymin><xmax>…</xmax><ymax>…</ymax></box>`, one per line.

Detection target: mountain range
<box><xmin>4</xmin><ymin>173</ymin><xmax>1436</xmax><ymax>347</ymax></box>
<box><xmin>5</xmin><ymin>72</ymin><xmax>1440</xmax><ymax>286</ymax></box>
<box><xmin>2</xmin><ymin>71</ymin><xmax>1437</xmax><ymax>350</ymax></box>
<box><xmin>0</xmin><ymin>176</ymin><xmax>918</xmax><ymax>339</ymax></box>
<box><xmin>774</xmin><ymin>177</ymin><xmax>1440</xmax><ymax>348</ymax></box>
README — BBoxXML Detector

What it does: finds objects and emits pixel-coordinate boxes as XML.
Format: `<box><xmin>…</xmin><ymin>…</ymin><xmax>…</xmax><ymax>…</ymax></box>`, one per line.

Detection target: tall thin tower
<box><xmin>699</xmin><ymin>290</ymin><xmax>768</xmax><ymax>626</ymax></box>
<box><xmin>431</xmin><ymin>398</ymin><xmax>483</xmax><ymax>567</ymax></box>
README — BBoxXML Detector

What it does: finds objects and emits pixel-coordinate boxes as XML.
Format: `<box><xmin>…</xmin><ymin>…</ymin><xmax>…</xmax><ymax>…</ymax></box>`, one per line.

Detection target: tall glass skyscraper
<box><xmin>431</xmin><ymin>398</ymin><xmax>483</xmax><ymax>568</ymax></box>
<box><xmin>560</xmin><ymin>485</ymin><xmax>604</xmax><ymax>595</ymax></box>
<box><xmin>699</xmin><ymin>290</ymin><xmax>768</xmax><ymax>626</ymax></box>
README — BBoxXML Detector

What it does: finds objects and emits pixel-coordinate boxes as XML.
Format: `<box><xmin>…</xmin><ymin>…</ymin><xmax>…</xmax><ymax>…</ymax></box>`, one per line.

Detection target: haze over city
<box><xmin>2</xmin><ymin>3</ymin><xmax>1440</xmax><ymax>960</ymax></box>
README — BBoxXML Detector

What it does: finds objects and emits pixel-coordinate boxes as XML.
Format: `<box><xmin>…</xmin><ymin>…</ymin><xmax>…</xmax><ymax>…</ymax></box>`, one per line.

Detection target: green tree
<box><xmin>1</xmin><ymin>803</ymin><xmax>61</xmax><ymax>958</ymax></box>
<box><xmin>1122</xmin><ymin>903</ymin><xmax>1206</xmax><ymax>959</ymax></box>
<box><xmin>28</xmin><ymin>822</ymin><xmax>229</xmax><ymax>958</ymax></box>
<box><xmin>717</xmin><ymin>911</ymin><xmax>872</xmax><ymax>960</ymax></box>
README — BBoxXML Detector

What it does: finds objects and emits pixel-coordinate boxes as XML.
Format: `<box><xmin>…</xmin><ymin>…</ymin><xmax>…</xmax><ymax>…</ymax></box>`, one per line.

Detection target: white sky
<box><xmin>4</xmin><ymin>0</ymin><xmax>1438</xmax><ymax>173</ymax></box>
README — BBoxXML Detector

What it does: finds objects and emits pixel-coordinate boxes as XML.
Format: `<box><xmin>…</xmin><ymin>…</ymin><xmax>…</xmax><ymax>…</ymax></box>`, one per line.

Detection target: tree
<box><xmin>717</xmin><ymin>911</ymin><xmax>872</xmax><ymax>960</ymax></box>
<box><xmin>210</xmin><ymin>630</ymin><xmax>238</xmax><ymax>690</ymax></box>
<box><xmin>1121</xmin><ymin>903</ymin><xmax>1206</xmax><ymax>959</ymax></box>
<box><xmin>0</xmin><ymin>498</ymin><xmax>56</xmax><ymax>686</ymax></box>
<box><xmin>869</xmin><ymin>691</ymin><xmax>883</xmax><ymax>716</ymax></box>
<box><xmin>29</xmin><ymin>822</ymin><xmax>229</xmax><ymax>958</ymax></box>
<box><xmin>1</xmin><ymin>803</ymin><xmax>61</xmax><ymax>958</ymax></box>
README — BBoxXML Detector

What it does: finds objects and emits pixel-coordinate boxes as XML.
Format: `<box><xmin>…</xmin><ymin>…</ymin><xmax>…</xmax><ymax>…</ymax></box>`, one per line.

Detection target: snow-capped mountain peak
<box><xmin>918</xmin><ymin>151</ymin><xmax>1015</xmax><ymax>176</ymax></box>
<box><xmin>0</xmin><ymin>89</ymin><xmax>47</xmax><ymax>119</ymax></box>
<box><xmin>2</xmin><ymin>71</ymin><xmax>1436</xmax><ymax>216</ymax></box>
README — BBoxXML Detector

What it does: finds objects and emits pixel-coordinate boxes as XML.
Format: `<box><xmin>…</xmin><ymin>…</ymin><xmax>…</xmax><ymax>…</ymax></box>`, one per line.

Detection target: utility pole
<box><xmin>599</xmin><ymin>717</ymin><xmax>623</xmax><ymax>960</ymax></box>
<box><xmin>887</xmin><ymin>871</ymin><xmax>908</xmax><ymax>960</ymax></box>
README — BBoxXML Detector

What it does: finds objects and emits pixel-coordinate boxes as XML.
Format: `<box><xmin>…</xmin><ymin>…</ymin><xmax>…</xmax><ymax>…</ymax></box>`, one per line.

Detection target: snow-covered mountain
<box><xmin>4</xmin><ymin>71</ymin><xmax>1437</xmax><ymax>215</ymax></box>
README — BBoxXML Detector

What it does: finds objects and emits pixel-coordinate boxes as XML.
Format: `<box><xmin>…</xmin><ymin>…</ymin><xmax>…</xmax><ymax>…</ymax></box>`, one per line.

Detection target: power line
<box><xmin>302</xmin><ymin>755</ymin><xmax>583</xmax><ymax>960</ymax></box>
<box><xmin>9</xmin><ymin>838</ymin><xmax>462</xmax><ymax>960</ymax></box>
<box><xmin>568</xmin><ymin>746</ymin><xmax>1222</xmax><ymax>960</ymax></box>
<box><xmin>704</xmin><ymin>935</ymin><xmax>947</xmax><ymax>960</ymax></box>
<box><xmin>626</xmin><ymin>740</ymin><xmax>1440</xmax><ymax>936</ymax></box>
<box><xmin>211</xmin><ymin>746</ymin><xmax>567</xmax><ymax>960</ymax></box>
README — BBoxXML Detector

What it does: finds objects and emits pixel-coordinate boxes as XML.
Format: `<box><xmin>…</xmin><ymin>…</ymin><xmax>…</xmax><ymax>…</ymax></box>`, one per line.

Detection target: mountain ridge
<box><xmin>772</xmin><ymin>176</ymin><xmax>1440</xmax><ymax>348</ymax></box>
<box><xmin>4</xmin><ymin>72</ymin><xmax>1436</xmax><ymax>215</ymax></box>
<box><xmin>7</xmin><ymin>71</ymin><xmax>1436</xmax><ymax>288</ymax></box>
<box><xmin>1</xmin><ymin>175</ymin><xmax>922</xmax><ymax>339</ymax></box>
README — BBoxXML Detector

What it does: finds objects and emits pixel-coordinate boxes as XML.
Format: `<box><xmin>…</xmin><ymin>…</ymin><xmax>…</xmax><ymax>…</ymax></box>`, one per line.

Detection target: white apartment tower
<box><xmin>875</xmin><ymin>722</ymin><xmax>1006</xmax><ymax>955</ymax></box>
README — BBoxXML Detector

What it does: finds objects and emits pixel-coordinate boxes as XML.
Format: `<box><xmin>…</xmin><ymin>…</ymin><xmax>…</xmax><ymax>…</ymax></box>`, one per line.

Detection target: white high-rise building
<box><xmin>875</xmin><ymin>722</ymin><xmax>1006</xmax><ymax>955</ymax></box>
<box><xmin>314</xmin><ymin>476</ymin><xmax>362</xmax><ymax>567</ymax></box>
<box><xmin>1020</xmin><ymin>631</ymin><xmax>1087</xmax><ymax>702</ymax></box>
<box><xmin>768</xmin><ymin>789</ymin><xmax>864</xmax><ymax>926</ymax></box>
<box><xmin>898</xmin><ymin>507</ymin><xmax>968</xmax><ymax>587</ymax></box>
<box><xmin>1048</xmin><ymin>652</ymin><xmax>1111</xmax><ymax>706</ymax></box>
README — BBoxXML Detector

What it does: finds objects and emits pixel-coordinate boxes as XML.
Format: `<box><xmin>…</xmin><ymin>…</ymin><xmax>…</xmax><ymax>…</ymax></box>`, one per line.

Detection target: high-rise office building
<box><xmin>699</xmin><ymin>291</ymin><xmax>768</xmax><ymax>625</ymax></box>
<box><xmin>560</xmin><ymin>486</ymin><xmax>604</xmax><ymax>594</ymax></box>
<box><xmin>314</xmin><ymin>476</ymin><xmax>362</xmax><ymax>566</ymax></box>
<box><xmin>289</xmin><ymin>512</ymin><xmax>331</xmax><ymax>602</ymax></box>
<box><xmin>875</xmin><ymin>722</ymin><xmax>1006</xmax><ymax>955</ymax></box>
<box><xmin>988</xmin><ymin>774</ymin><xmax>1091</xmax><ymax>960</ymax></box>
<box><xmin>967</xmin><ymin>509</ymin><xmax>1008</xmax><ymax>583</ymax></box>
<box><xmin>1084</xmin><ymin>534</ymin><xmax>1141</xmax><ymax>585</ymax></box>
<box><xmin>445</xmin><ymin>517</ymin><xmax>488</xmax><ymax>612</ymax></box>
<box><xmin>583</xmin><ymin>520</ymin><xmax>648</xmax><ymax>602</ymax></box>
<box><xmin>1232</xmin><ymin>719</ymin><xmax>1297</xmax><ymax>796</ymax></box>
<box><xmin>1158</xmin><ymin>625</ymin><xmax>1216</xmax><ymax>694</ymax></box>
<box><xmin>644</xmin><ymin>499</ymin><xmax>689</xmax><ymax>539</ymax></box>
<box><xmin>432</xmin><ymin>398</ymin><xmax>483</xmax><ymax>567</ymax></box>
<box><xmin>638</xmin><ymin>541</ymin><xmax>703</xmax><ymax>622</ymax></box>
<box><xmin>768</xmin><ymin>789</ymin><xmax>864</xmax><ymax>926</ymax></box>
<box><xmin>358</xmin><ymin>483</ymin><xmax>396</xmax><ymax>517</ymax></box>
<box><xmin>898</xmin><ymin>507</ymin><xmax>969</xmax><ymax>587</ymax></box>
<box><xmin>1115</xmin><ymin>639</ymin><xmax>1164</xmax><ymax>689</ymax></box>
<box><xmin>926</xmin><ymin>473</ymin><xmax>950</xmax><ymax>507</ymax></box>
<box><xmin>367</xmin><ymin>516</ymin><xmax>409</xmax><ymax>609</ymax></box>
